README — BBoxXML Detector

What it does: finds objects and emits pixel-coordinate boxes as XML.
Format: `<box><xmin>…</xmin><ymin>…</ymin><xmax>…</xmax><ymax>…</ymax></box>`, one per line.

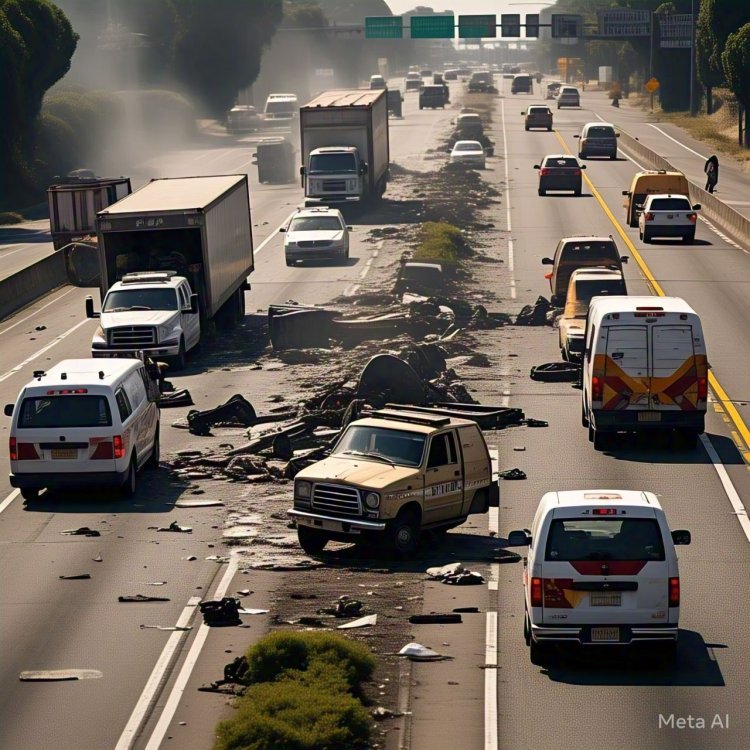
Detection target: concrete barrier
<box><xmin>617</xmin><ymin>129</ymin><xmax>750</xmax><ymax>247</ymax></box>
<box><xmin>0</xmin><ymin>251</ymin><xmax>67</xmax><ymax>322</ymax></box>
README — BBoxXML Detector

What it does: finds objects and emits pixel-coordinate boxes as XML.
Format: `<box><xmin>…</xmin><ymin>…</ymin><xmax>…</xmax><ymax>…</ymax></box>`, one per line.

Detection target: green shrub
<box><xmin>420</xmin><ymin>221</ymin><xmax>470</xmax><ymax>256</ymax></box>
<box><xmin>33</xmin><ymin>112</ymin><xmax>77</xmax><ymax>181</ymax></box>
<box><xmin>411</xmin><ymin>221</ymin><xmax>472</xmax><ymax>269</ymax></box>
<box><xmin>0</xmin><ymin>212</ymin><xmax>24</xmax><ymax>225</ymax></box>
<box><xmin>213</xmin><ymin>680</ymin><xmax>371</xmax><ymax>750</ymax></box>
<box><xmin>244</xmin><ymin>631</ymin><xmax>375</xmax><ymax>694</ymax></box>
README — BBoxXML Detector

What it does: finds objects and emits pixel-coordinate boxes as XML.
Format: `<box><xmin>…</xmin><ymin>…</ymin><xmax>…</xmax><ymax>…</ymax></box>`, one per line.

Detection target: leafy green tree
<box><xmin>721</xmin><ymin>22</ymin><xmax>750</xmax><ymax>147</ymax></box>
<box><xmin>172</xmin><ymin>0</ymin><xmax>283</xmax><ymax>117</ymax></box>
<box><xmin>696</xmin><ymin>0</ymin><xmax>721</xmax><ymax>113</ymax></box>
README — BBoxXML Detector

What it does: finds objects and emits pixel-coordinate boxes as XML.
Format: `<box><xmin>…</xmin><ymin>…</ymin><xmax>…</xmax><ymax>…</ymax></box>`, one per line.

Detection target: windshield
<box><xmin>576</xmin><ymin>279</ymin><xmax>626</xmax><ymax>303</ymax></box>
<box><xmin>265</xmin><ymin>100</ymin><xmax>295</xmax><ymax>114</ymax></box>
<box><xmin>649</xmin><ymin>197</ymin><xmax>692</xmax><ymax>211</ymax></box>
<box><xmin>333</xmin><ymin>425</ymin><xmax>426</xmax><ymax>467</ymax></box>
<box><xmin>455</xmin><ymin>142</ymin><xmax>481</xmax><ymax>151</ymax></box>
<box><xmin>545</xmin><ymin>518</ymin><xmax>665</xmax><ymax>562</ymax></box>
<box><xmin>587</xmin><ymin>127</ymin><xmax>614</xmax><ymax>138</ymax></box>
<box><xmin>104</xmin><ymin>288</ymin><xmax>179</xmax><ymax>312</ymax></box>
<box><xmin>546</xmin><ymin>158</ymin><xmax>579</xmax><ymax>168</ymax></box>
<box><xmin>562</xmin><ymin>242</ymin><xmax>618</xmax><ymax>258</ymax></box>
<box><xmin>289</xmin><ymin>216</ymin><xmax>343</xmax><ymax>232</ymax></box>
<box><xmin>309</xmin><ymin>153</ymin><xmax>357</xmax><ymax>173</ymax></box>
<box><xmin>19</xmin><ymin>395</ymin><xmax>112</xmax><ymax>428</ymax></box>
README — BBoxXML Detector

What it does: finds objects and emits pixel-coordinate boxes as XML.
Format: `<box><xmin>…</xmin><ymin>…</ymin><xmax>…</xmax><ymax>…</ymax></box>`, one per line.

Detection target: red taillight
<box><xmin>697</xmin><ymin>377</ymin><xmax>708</xmax><ymax>400</ymax></box>
<box><xmin>592</xmin><ymin>375</ymin><xmax>603</xmax><ymax>401</ymax></box>
<box><xmin>90</xmin><ymin>440</ymin><xmax>114</xmax><ymax>460</ymax></box>
<box><xmin>113</xmin><ymin>435</ymin><xmax>125</xmax><ymax>459</ymax></box>
<box><xmin>10</xmin><ymin>438</ymin><xmax>39</xmax><ymax>460</ymax></box>
<box><xmin>688</xmin><ymin>213</ymin><xmax>697</xmax><ymax>223</ymax></box>
<box><xmin>540</xmin><ymin>168</ymin><xmax>550</xmax><ymax>176</ymax></box>
<box><xmin>644</xmin><ymin>212</ymin><xmax>654</xmax><ymax>221</ymax></box>
<box><xmin>669</xmin><ymin>577</ymin><xmax>680</xmax><ymax>607</ymax></box>
<box><xmin>531</xmin><ymin>577</ymin><xmax>543</xmax><ymax>607</ymax></box>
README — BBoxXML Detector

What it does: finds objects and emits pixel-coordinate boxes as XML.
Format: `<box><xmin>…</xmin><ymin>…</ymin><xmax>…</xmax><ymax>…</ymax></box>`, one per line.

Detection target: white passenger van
<box><xmin>263</xmin><ymin>93</ymin><xmax>298</xmax><ymax>122</ymax></box>
<box><xmin>6</xmin><ymin>359</ymin><xmax>160</xmax><ymax>500</ymax></box>
<box><xmin>582</xmin><ymin>296</ymin><xmax>708</xmax><ymax>449</ymax></box>
<box><xmin>508</xmin><ymin>489</ymin><xmax>691</xmax><ymax>666</ymax></box>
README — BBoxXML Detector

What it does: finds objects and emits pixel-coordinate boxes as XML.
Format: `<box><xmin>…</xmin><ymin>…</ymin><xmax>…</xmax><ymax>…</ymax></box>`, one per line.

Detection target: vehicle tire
<box><xmin>146</xmin><ymin>428</ymin><xmax>160</xmax><ymax>469</ymax></box>
<box><xmin>593</xmin><ymin>429</ymin><xmax>608</xmax><ymax>451</ymax></box>
<box><xmin>680</xmin><ymin>429</ymin><xmax>700</xmax><ymax>449</ymax></box>
<box><xmin>610</xmin><ymin>152</ymin><xmax>617</xmax><ymax>160</ymax></box>
<box><xmin>579</xmin><ymin>151</ymin><xmax>586</xmax><ymax>159</ymax></box>
<box><xmin>419</xmin><ymin>105</ymin><xmax>423</xmax><ymax>110</ymax></box>
<box><xmin>20</xmin><ymin>488</ymin><xmax>39</xmax><ymax>501</ymax></box>
<box><xmin>547</xmin><ymin>126</ymin><xmax>552</xmax><ymax>132</ymax></box>
<box><xmin>122</xmin><ymin>455</ymin><xmax>137</xmax><ymax>498</ymax></box>
<box><xmin>561</xmin><ymin>347</ymin><xmax>568</xmax><ymax>362</ymax></box>
<box><xmin>588</xmin><ymin>423</ymin><xmax>594</xmax><ymax>442</ymax></box>
<box><xmin>683</xmin><ymin>231</ymin><xmax>695</xmax><ymax>243</ymax></box>
<box><xmin>524</xmin><ymin>609</ymin><xmax>531</xmax><ymax>647</ymax></box>
<box><xmin>658</xmin><ymin>640</ymin><xmax>677</xmax><ymax>667</ymax></box>
<box><xmin>386</xmin><ymin>509</ymin><xmax>421</xmax><ymax>557</ymax></box>
<box><xmin>529</xmin><ymin>638</ymin><xmax>550</xmax><ymax>666</ymax></box>
<box><xmin>538</xmin><ymin>188</ymin><xmax>546</xmax><ymax>196</ymax></box>
<box><xmin>581</xmin><ymin>404</ymin><xmax>589</xmax><ymax>428</ymax></box>
<box><xmin>642</xmin><ymin>231</ymin><xmax>651</xmax><ymax>243</ymax></box>
<box><xmin>525</xmin><ymin>125</ymin><xmax>529</xmax><ymax>131</ymax></box>
<box><xmin>297</xmin><ymin>525</ymin><xmax>329</xmax><ymax>554</ymax></box>
<box><xmin>574</xmin><ymin>188</ymin><xmax>582</xmax><ymax>197</ymax></box>
<box><xmin>639</xmin><ymin>228</ymin><xmax>644</xmax><ymax>240</ymax></box>
<box><xmin>171</xmin><ymin>338</ymin><xmax>186</xmax><ymax>372</ymax></box>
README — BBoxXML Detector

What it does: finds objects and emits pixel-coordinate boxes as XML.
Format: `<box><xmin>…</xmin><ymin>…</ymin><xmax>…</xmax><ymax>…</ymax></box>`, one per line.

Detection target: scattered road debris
<box><xmin>19</xmin><ymin>669</ymin><xmax>102</xmax><ymax>681</ymax></box>
<box><xmin>238</xmin><ymin>608</ymin><xmax>269</xmax><ymax>615</ymax></box>
<box><xmin>530</xmin><ymin>362</ymin><xmax>580</xmax><ymax>382</ymax></box>
<box><xmin>201</xmin><ymin>655</ymin><xmax>249</xmax><ymax>692</ymax></box>
<box><xmin>175</xmin><ymin>498</ymin><xmax>224</xmax><ymax>508</ymax></box>
<box><xmin>409</xmin><ymin>614</ymin><xmax>463</xmax><ymax>624</ymax></box>
<box><xmin>118</xmin><ymin>595</ymin><xmax>171</xmax><ymax>603</ymax></box>
<box><xmin>453</xmin><ymin>607</ymin><xmax>481</xmax><ymax>613</ymax></box>
<box><xmin>158</xmin><ymin>388</ymin><xmax>194</xmax><ymax>407</ymax></box>
<box><xmin>151</xmin><ymin>521</ymin><xmax>192</xmax><ymax>533</ymax></box>
<box><xmin>92</xmin><ymin>554</ymin><xmax>103</xmax><ymax>562</ymax></box>
<box><xmin>60</xmin><ymin>527</ymin><xmax>101</xmax><ymax>537</ymax></box>
<box><xmin>426</xmin><ymin>562</ymin><xmax>485</xmax><ymax>586</ymax></box>
<box><xmin>337</xmin><ymin>614</ymin><xmax>377</xmax><ymax>629</ymax></box>
<box><xmin>523</xmin><ymin>418</ymin><xmax>548</xmax><ymax>427</ymax></box>
<box><xmin>515</xmin><ymin>296</ymin><xmax>557</xmax><ymax>326</ymax></box>
<box><xmin>498</xmin><ymin>468</ymin><xmax>527</xmax><ymax>480</ymax></box>
<box><xmin>188</xmin><ymin>394</ymin><xmax>257</xmax><ymax>436</ymax></box>
<box><xmin>59</xmin><ymin>573</ymin><xmax>91</xmax><ymax>580</ymax></box>
<box><xmin>372</xmin><ymin>707</ymin><xmax>404</xmax><ymax>721</ymax></box>
<box><xmin>140</xmin><ymin>625</ymin><xmax>192</xmax><ymax>632</ymax></box>
<box><xmin>399</xmin><ymin>643</ymin><xmax>447</xmax><ymax>661</ymax></box>
<box><xmin>200</xmin><ymin>597</ymin><xmax>242</xmax><ymax>626</ymax></box>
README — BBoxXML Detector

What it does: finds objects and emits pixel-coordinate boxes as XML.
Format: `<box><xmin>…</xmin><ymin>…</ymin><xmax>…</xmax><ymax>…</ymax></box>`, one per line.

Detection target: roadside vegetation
<box><xmin>412</xmin><ymin>220</ymin><xmax>472</xmax><ymax>270</ymax></box>
<box><xmin>212</xmin><ymin>631</ymin><xmax>375</xmax><ymax>750</ymax></box>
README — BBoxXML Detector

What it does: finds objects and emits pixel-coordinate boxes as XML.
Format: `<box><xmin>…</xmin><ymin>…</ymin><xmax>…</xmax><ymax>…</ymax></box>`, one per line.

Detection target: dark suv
<box><xmin>419</xmin><ymin>85</ymin><xmax>447</xmax><ymax>109</ymax></box>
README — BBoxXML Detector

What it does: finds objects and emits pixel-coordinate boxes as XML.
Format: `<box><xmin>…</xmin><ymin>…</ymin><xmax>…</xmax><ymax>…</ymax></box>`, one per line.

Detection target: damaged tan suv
<box><xmin>289</xmin><ymin>409</ymin><xmax>498</xmax><ymax>556</ymax></box>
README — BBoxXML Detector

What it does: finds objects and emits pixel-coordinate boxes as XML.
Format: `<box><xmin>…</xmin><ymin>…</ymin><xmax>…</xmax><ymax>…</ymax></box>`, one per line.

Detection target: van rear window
<box><xmin>545</xmin><ymin>518</ymin><xmax>665</xmax><ymax>562</ymax></box>
<box><xmin>649</xmin><ymin>197</ymin><xmax>691</xmax><ymax>211</ymax></box>
<box><xmin>19</xmin><ymin>396</ymin><xmax>112</xmax><ymax>428</ymax></box>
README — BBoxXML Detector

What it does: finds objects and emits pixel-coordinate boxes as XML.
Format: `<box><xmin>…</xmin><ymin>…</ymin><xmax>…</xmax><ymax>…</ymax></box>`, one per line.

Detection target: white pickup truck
<box><xmin>638</xmin><ymin>193</ymin><xmax>700</xmax><ymax>244</ymax></box>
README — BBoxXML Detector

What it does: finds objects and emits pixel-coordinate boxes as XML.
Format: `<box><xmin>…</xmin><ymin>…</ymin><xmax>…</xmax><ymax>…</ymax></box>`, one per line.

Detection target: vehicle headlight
<box><xmin>158</xmin><ymin>325</ymin><xmax>176</xmax><ymax>342</ymax></box>
<box><xmin>296</xmin><ymin>480</ymin><xmax>312</xmax><ymax>499</ymax></box>
<box><xmin>93</xmin><ymin>325</ymin><xmax>105</xmax><ymax>340</ymax></box>
<box><xmin>364</xmin><ymin>492</ymin><xmax>380</xmax><ymax>509</ymax></box>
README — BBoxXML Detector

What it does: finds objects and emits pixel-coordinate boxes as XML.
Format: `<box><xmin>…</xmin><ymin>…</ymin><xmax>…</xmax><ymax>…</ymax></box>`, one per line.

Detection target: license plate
<box><xmin>590</xmin><ymin>592</ymin><xmax>622</xmax><ymax>606</ymax></box>
<box><xmin>592</xmin><ymin>627</ymin><xmax>620</xmax><ymax>642</ymax></box>
<box><xmin>667</xmin><ymin>214</ymin><xmax>674</xmax><ymax>219</ymax></box>
<box><xmin>298</xmin><ymin>517</ymin><xmax>360</xmax><ymax>534</ymax></box>
<box><xmin>51</xmin><ymin>448</ymin><xmax>77</xmax><ymax>459</ymax></box>
<box><xmin>638</xmin><ymin>411</ymin><xmax>661</xmax><ymax>422</ymax></box>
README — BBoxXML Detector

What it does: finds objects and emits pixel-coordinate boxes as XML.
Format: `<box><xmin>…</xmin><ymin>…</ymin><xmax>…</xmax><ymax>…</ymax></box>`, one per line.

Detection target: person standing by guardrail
<box><xmin>704</xmin><ymin>155</ymin><xmax>719</xmax><ymax>193</ymax></box>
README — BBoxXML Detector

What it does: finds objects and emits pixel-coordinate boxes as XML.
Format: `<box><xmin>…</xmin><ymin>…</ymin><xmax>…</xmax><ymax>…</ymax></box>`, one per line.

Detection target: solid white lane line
<box><xmin>500</xmin><ymin>100</ymin><xmax>516</xmax><ymax>300</ymax></box>
<box><xmin>0</xmin><ymin>318</ymin><xmax>91</xmax><ymax>384</ymax></box>
<box><xmin>484</xmin><ymin>611</ymin><xmax>498</xmax><ymax>750</ymax></box>
<box><xmin>115</xmin><ymin>596</ymin><xmax>202</xmax><ymax>750</ymax></box>
<box><xmin>701</xmin><ymin>435</ymin><xmax>750</xmax><ymax>542</ymax></box>
<box><xmin>0</xmin><ymin>286</ymin><xmax>76</xmax><ymax>337</ymax></box>
<box><xmin>143</xmin><ymin>553</ymin><xmax>241</xmax><ymax>750</ymax></box>
<box><xmin>0</xmin><ymin>490</ymin><xmax>20</xmax><ymax>515</ymax></box>
<box><xmin>647</xmin><ymin>124</ymin><xmax>706</xmax><ymax>159</ymax></box>
<box><xmin>253</xmin><ymin>211</ymin><xmax>296</xmax><ymax>256</ymax></box>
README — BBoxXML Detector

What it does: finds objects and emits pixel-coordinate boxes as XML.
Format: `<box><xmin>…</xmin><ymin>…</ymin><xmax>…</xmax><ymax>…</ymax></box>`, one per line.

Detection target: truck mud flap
<box><xmin>62</xmin><ymin>242</ymin><xmax>100</xmax><ymax>287</ymax></box>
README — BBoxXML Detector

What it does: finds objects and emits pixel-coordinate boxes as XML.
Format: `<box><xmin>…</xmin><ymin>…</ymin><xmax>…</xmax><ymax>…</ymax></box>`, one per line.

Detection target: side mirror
<box><xmin>533</xmin><ymin>164</ymin><xmax>541</xmax><ymax>169</ymax></box>
<box><xmin>541</xmin><ymin>257</ymin><xmax>554</xmax><ymax>265</ymax></box>
<box><xmin>622</xmin><ymin>190</ymin><xmax>630</xmax><ymax>196</ymax></box>
<box><xmin>521</xmin><ymin>112</ymin><xmax>526</xmax><ymax>115</ymax></box>
<box><xmin>346</xmin><ymin>226</ymin><xmax>353</xmax><ymax>231</ymax></box>
<box><xmin>4</xmin><ymin>404</ymin><xmax>13</xmax><ymax>417</ymax></box>
<box><xmin>278</xmin><ymin>227</ymin><xmax>286</xmax><ymax>232</ymax></box>
<box><xmin>544</xmin><ymin>272</ymin><xmax>552</xmax><ymax>280</ymax></box>
<box><xmin>581</xmin><ymin>164</ymin><xmax>587</xmax><ymax>169</ymax></box>
<box><xmin>85</xmin><ymin>295</ymin><xmax>99</xmax><ymax>319</ymax></box>
<box><xmin>693</xmin><ymin>204</ymin><xmax>701</xmax><ymax>210</ymax></box>
<box><xmin>616</xmin><ymin>133</ymin><xmax>620</xmax><ymax>137</ymax></box>
<box><xmin>360</xmin><ymin>162</ymin><xmax>369</xmax><ymax>175</ymax></box>
<box><xmin>573</xmin><ymin>134</ymin><xmax>580</xmax><ymax>138</ymax></box>
<box><xmin>672</xmin><ymin>529</ymin><xmax>691</xmax><ymax>545</ymax></box>
<box><xmin>299</xmin><ymin>166</ymin><xmax>305</xmax><ymax>176</ymax></box>
<box><xmin>507</xmin><ymin>530</ymin><xmax>531</xmax><ymax>546</ymax></box>
<box><xmin>189</xmin><ymin>294</ymin><xmax>199</xmax><ymax>315</ymax></box>
<box><xmin>620</xmin><ymin>256</ymin><xmax>629</xmax><ymax>263</ymax></box>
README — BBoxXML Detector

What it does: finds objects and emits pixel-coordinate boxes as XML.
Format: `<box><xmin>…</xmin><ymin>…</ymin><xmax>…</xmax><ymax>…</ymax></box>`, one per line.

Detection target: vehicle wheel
<box><xmin>122</xmin><ymin>456</ymin><xmax>137</xmax><ymax>498</ymax></box>
<box><xmin>610</xmin><ymin>153</ymin><xmax>617</xmax><ymax>160</ymax></box>
<box><xmin>20</xmin><ymin>488</ymin><xmax>39</xmax><ymax>501</ymax></box>
<box><xmin>146</xmin><ymin>428</ymin><xmax>160</xmax><ymax>469</ymax></box>
<box><xmin>529</xmin><ymin>638</ymin><xmax>550</xmax><ymax>666</ymax></box>
<box><xmin>639</xmin><ymin>228</ymin><xmax>644</xmax><ymax>240</ymax></box>
<box><xmin>524</xmin><ymin>609</ymin><xmax>531</xmax><ymax>647</ymax></box>
<box><xmin>561</xmin><ymin>347</ymin><xmax>568</xmax><ymax>362</ymax></box>
<box><xmin>525</xmin><ymin>125</ymin><xmax>529</xmax><ymax>131</ymax></box>
<box><xmin>588</xmin><ymin>423</ymin><xmax>594</xmax><ymax>442</ymax></box>
<box><xmin>579</xmin><ymin>151</ymin><xmax>586</xmax><ymax>159</ymax></box>
<box><xmin>297</xmin><ymin>525</ymin><xmax>329</xmax><ymax>554</ymax></box>
<box><xmin>386</xmin><ymin>509</ymin><xmax>421</xmax><ymax>557</ymax></box>
<box><xmin>642</xmin><ymin>231</ymin><xmax>651</xmax><ymax>243</ymax></box>
<box><xmin>538</xmin><ymin>188</ymin><xmax>546</xmax><ymax>196</ymax></box>
<box><xmin>683</xmin><ymin>231</ymin><xmax>695</xmax><ymax>243</ymax></box>
<box><xmin>680</xmin><ymin>429</ymin><xmax>700</xmax><ymax>449</ymax></box>
<box><xmin>581</xmin><ymin>404</ymin><xmax>589</xmax><ymax>428</ymax></box>
<box><xmin>593</xmin><ymin>429</ymin><xmax>608</xmax><ymax>451</ymax></box>
<box><xmin>574</xmin><ymin>188</ymin><xmax>582</xmax><ymax>197</ymax></box>
<box><xmin>171</xmin><ymin>338</ymin><xmax>186</xmax><ymax>371</ymax></box>
<box><xmin>419</xmin><ymin>105</ymin><xmax>423</xmax><ymax>110</ymax></box>
<box><xmin>285</xmin><ymin>258</ymin><xmax>293</xmax><ymax>266</ymax></box>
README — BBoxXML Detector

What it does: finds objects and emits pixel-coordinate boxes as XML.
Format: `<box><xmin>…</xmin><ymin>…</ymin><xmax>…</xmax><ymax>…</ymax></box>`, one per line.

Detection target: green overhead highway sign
<box><xmin>501</xmin><ymin>14</ymin><xmax>521</xmax><ymax>38</ymax></box>
<box><xmin>458</xmin><ymin>14</ymin><xmax>496</xmax><ymax>39</ymax></box>
<box><xmin>365</xmin><ymin>16</ymin><xmax>403</xmax><ymax>39</ymax></box>
<box><xmin>410</xmin><ymin>15</ymin><xmax>455</xmax><ymax>39</ymax></box>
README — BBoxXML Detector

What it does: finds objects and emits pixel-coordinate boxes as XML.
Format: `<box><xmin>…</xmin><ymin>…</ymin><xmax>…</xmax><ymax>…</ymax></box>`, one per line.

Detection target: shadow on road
<box><xmin>601</xmin><ymin>432</ymin><xmax>744</xmax><ymax>466</ymax></box>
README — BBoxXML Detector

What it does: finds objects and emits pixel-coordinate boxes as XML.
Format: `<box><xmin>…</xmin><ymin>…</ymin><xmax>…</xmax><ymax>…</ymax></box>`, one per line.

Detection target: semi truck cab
<box><xmin>301</xmin><ymin>146</ymin><xmax>367</xmax><ymax>203</ymax></box>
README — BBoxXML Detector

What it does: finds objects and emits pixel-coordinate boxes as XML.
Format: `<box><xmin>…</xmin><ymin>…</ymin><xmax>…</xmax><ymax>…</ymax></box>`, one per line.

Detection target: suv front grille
<box><xmin>323</xmin><ymin>180</ymin><xmax>346</xmax><ymax>192</ymax></box>
<box><xmin>108</xmin><ymin>326</ymin><xmax>156</xmax><ymax>347</ymax></box>
<box><xmin>312</xmin><ymin>483</ymin><xmax>361</xmax><ymax>516</ymax></box>
<box><xmin>297</xmin><ymin>240</ymin><xmax>333</xmax><ymax>248</ymax></box>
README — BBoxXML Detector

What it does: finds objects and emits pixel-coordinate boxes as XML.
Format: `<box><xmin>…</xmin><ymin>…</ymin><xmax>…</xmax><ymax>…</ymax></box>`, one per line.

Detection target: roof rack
<box><xmin>121</xmin><ymin>271</ymin><xmax>177</xmax><ymax>284</ymax></box>
<box><xmin>368</xmin><ymin>409</ymin><xmax>450</xmax><ymax>427</ymax></box>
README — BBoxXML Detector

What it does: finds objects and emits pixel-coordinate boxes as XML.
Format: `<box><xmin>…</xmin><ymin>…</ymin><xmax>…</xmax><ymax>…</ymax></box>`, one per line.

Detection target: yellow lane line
<box><xmin>552</xmin><ymin>130</ymin><xmax>750</xmax><ymax>458</ymax></box>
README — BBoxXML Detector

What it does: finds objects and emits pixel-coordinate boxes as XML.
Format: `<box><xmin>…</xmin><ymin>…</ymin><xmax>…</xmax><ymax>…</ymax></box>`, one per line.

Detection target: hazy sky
<box><xmin>385</xmin><ymin>1</ymin><xmax>554</xmax><ymax>16</ymax></box>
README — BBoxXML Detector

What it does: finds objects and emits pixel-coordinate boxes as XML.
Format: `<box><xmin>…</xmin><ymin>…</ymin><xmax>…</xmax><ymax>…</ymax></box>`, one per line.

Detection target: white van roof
<box><xmin>588</xmin><ymin>295</ymin><xmax>697</xmax><ymax>320</ymax></box>
<box><xmin>26</xmin><ymin>358</ymin><xmax>142</xmax><ymax>390</ymax></box>
<box><xmin>543</xmin><ymin>489</ymin><xmax>661</xmax><ymax>510</ymax></box>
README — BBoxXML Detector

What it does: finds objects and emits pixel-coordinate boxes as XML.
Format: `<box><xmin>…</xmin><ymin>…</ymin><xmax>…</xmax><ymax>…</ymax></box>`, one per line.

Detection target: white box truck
<box><xmin>85</xmin><ymin>175</ymin><xmax>254</xmax><ymax>369</ymax></box>
<box><xmin>299</xmin><ymin>89</ymin><xmax>390</xmax><ymax>204</ymax></box>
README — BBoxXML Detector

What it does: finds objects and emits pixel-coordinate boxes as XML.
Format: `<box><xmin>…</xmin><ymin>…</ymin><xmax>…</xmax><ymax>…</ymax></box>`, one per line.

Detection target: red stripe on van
<box><xmin>569</xmin><ymin>561</ymin><xmax>646</xmax><ymax>575</ymax></box>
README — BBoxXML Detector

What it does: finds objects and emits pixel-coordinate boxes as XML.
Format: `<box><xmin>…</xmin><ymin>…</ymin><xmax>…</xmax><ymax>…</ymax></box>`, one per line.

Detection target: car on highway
<box><xmin>369</xmin><ymin>74</ymin><xmax>387</xmax><ymax>90</ymax></box>
<box><xmin>542</xmin><ymin>235</ymin><xmax>628</xmax><ymax>305</ymax></box>
<box><xmin>280</xmin><ymin>207</ymin><xmax>351</xmax><ymax>266</ymax></box>
<box><xmin>556</xmin><ymin>85</ymin><xmax>581</xmax><ymax>108</ymax></box>
<box><xmin>468</xmin><ymin>70</ymin><xmax>493</xmax><ymax>92</ymax></box>
<box><xmin>420</xmin><ymin>69</ymin><xmax>433</xmax><ymax>77</ymax></box>
<box><xmin>405</xmin><ymin>71</ymin><xmax>423</xmax><ymax>92</ymax></box>
<box><xmin>523</xmin><ymin>105</ymin><xmax>553</xmax><ymax>131</ymax></box>
<box><xmin>457</xmin><ymin>67</ymin><xmax>472</xmax><ymax>79</ymax></box>
<box><xmin>558</xmin><ymin>267</ymin><xmax>627</xmax><ymax>361</ymax></box>
<box><xmin>545</xmin><ymin>81</ymin><xmax>562</xmax><ymax>99</ymax></box>
<box><xmin>575</xmin><ymin>122</ymin><xmax>619</xmax><ymax>159</ymax></box>
<box><xmin>288</xmin><ymin>408</ymin><xmax>498</xmax><ymax>556</ymax></box>
<box><xmin>582</xmin><ymin>296</ymin><xmax>708</xmax><ymax>449</ymax></box>
<box><xmin>511</xmin><ymin>73</ymin><xmax>533</xmax><ymax>94</ymax></box>
<box><xmin>444</xmin><ymin>68</ymin><xmax>459</xmax><ymax>80</ymax></box>
<box><xmin>419</xmin><ymin>84</ymin><xmax>447</xmax><ymax>109</ymax></box>
<box><xmin>6</xmin><ymin>358</ymin><xmax>160</xmax><ymax>500</ymax></box>
<box><xmin>226</xmin><ymin>105</ymin><xmax>261</xmax><ymax>133</ymax></box>
<box><xmin>622</xmin><ymin>169</ymin><xmax>691</xmax><ymax>227</ymax></box>
<box><xmin>534</xmin><ymin>154</ymin><xmax>586</xmax><ymax>197</ymax></box>
<box><xmin>638</xmin><ymin>193</ymin><xmax>700</xmax><ymax>243</ymax></box>
<box><xmin>450</xmin><ymin>140</ymin><xmax>486</xmax><ymax>169</ymax></box>
<box><xmin>507</xmin><ymin>489</ymin><xmax>691</xmax><ymax>666</ymax></box>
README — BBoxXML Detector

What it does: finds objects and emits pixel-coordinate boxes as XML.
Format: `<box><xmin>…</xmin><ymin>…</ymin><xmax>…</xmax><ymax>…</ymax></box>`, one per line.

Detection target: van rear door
<box><xmin>650</xmin><ymin>324</ymin><xmax>704</xmax><ymax>411</ymax></box>
<box><xmin>539</xmin><ymin>506</ymin><xmax>671</xmax><ymax>638</ymax></box>
<box><xmin>602</xmin><ymin>325</ymin><xmax>649</xmax><ymax>409</ymax></box>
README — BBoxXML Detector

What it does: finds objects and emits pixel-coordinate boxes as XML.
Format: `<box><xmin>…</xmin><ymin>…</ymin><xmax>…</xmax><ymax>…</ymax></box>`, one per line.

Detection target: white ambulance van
<box><xmin>508</xmin><ymin>489</ymin><xmax>691</xmax><ymax>666</ymax></box>
<box><xmin>581</xmin><ymin>296</ymin><xmax>708</xmax><ymax>449</ymax></box>
<box><xmin>6</xmin><ymin>359</ymin><xmax>160</xmax><ymax>500</ymax></box>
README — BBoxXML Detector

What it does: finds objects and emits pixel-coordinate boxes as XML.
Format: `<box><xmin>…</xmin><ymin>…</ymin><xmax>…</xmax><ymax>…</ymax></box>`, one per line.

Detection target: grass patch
<box><xmin>0</xmin><ymin>212</ymin><xmax>24</xmax><ymax>225</ymax></box>
<box><xmin>412</xmin><ymin>220</ymin><xmax>472</xmax><ymax>269</ymax></box>
<box><xmin>213</xmin><ymin>631</ymin><xmax>376</xmax><ymax>750</ymax></box>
